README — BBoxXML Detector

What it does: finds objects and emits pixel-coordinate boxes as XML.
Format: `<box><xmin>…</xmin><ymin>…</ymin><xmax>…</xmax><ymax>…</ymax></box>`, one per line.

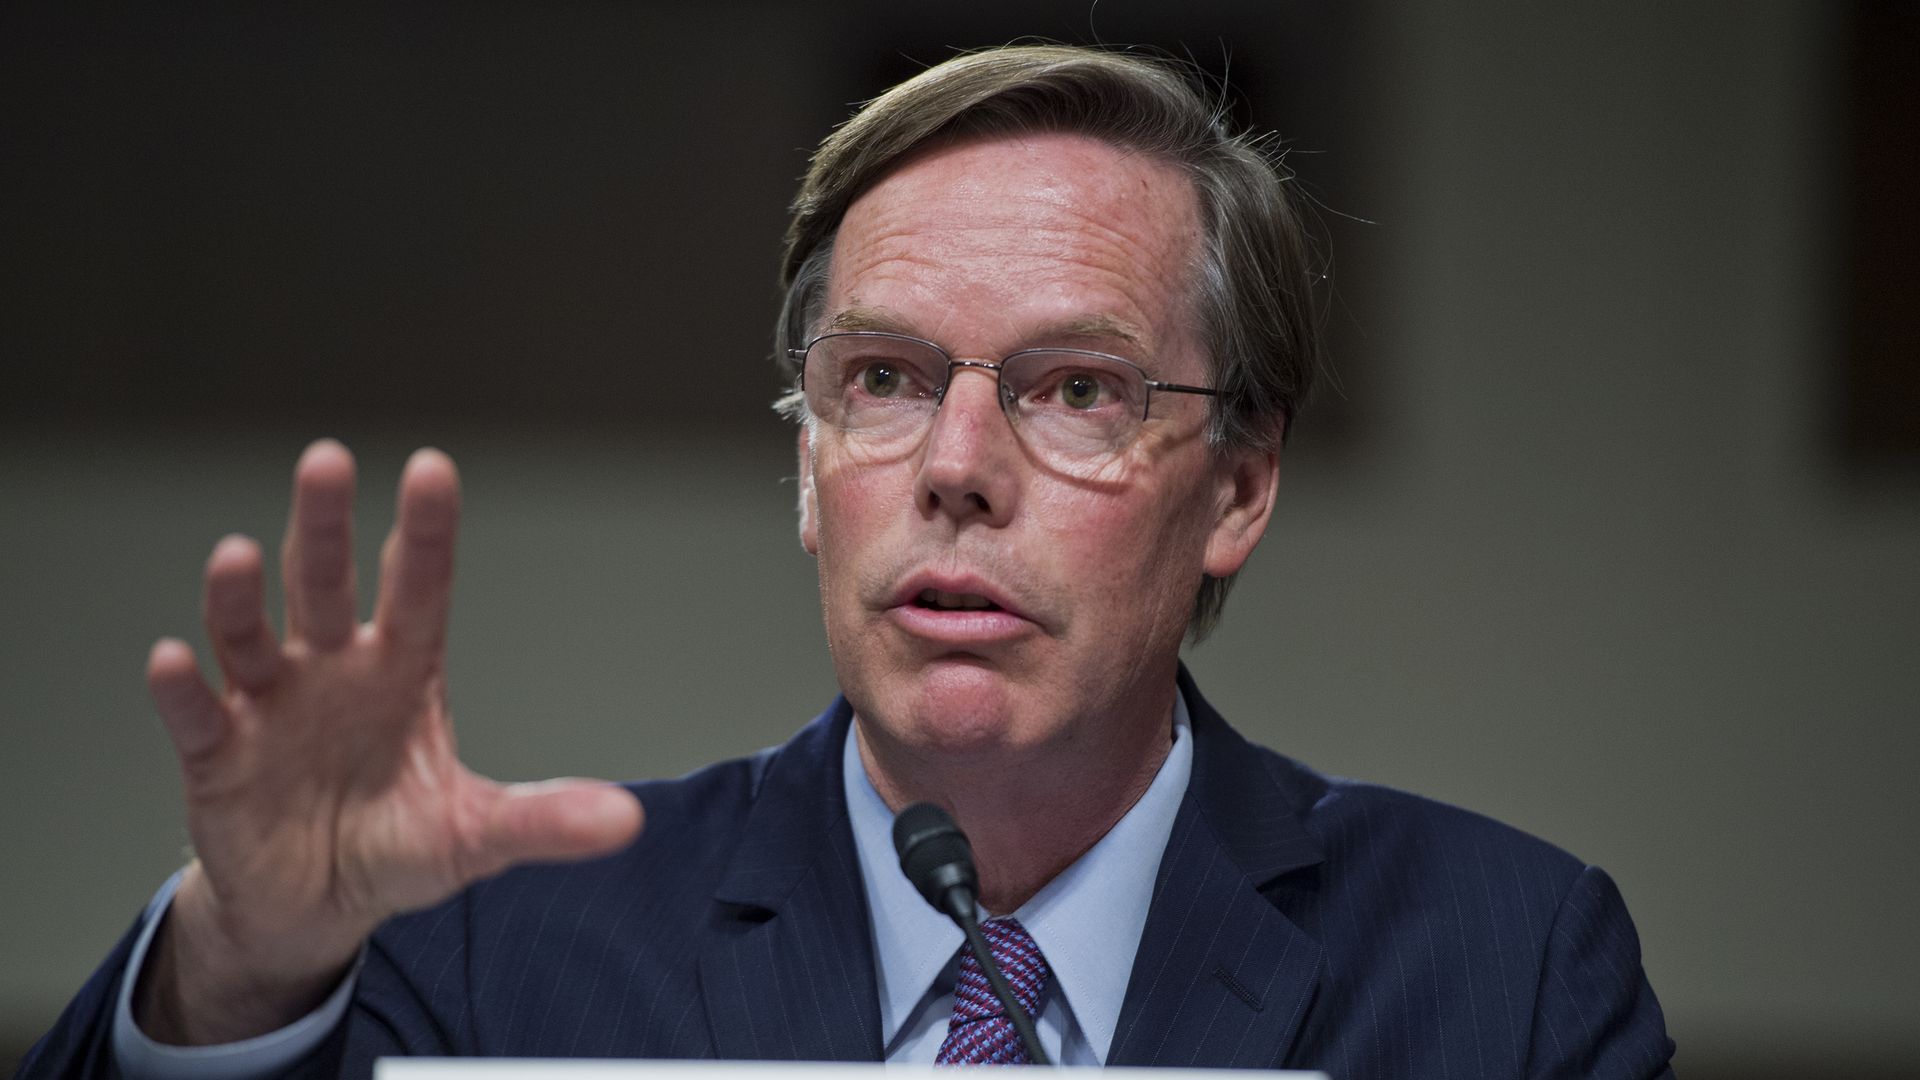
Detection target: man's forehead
<box><xmin>819</xmin><ymin>131</ymin><xmax>1205</xmax><ymax>374</ymax></box>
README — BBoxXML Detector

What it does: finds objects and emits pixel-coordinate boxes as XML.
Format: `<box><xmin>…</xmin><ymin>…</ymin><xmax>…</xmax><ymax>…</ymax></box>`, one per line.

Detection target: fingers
<box><xmin>373</xmin><ymin>449</ymin><xmax>461</xmax><ymax>655</ymax></box>
<box><xmin>148</xmin><ymin>639</ymin><xmax>229</xmax><ymax>769</ymax></box>
<box><xmin>480</xmin><ymin>781</ymin><xmax>645</xmax><ymax>871</ymax></box>
<box><xmin>203</xmin><ymin>535</ymin><xmax>282</xmax><ymax>693</ymax></box>
<box><xmin>282</xmin><ymin>439</ymin><xmax>360</xmax><ymax>651</ymax></box>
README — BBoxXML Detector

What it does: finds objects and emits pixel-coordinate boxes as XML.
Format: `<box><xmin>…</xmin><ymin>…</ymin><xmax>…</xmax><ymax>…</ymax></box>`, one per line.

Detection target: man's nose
<box><xmin>915</xmin><ymin>364</ymin><xmax>1018</xmax><ymax>526</ymax></box>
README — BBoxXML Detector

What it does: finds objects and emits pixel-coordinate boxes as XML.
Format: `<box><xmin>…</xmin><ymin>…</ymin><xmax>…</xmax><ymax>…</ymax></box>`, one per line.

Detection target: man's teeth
<box><xmin>917</xmin><ymin>589</ymin><xmax>997</xmax><ymax>610</ymax></box>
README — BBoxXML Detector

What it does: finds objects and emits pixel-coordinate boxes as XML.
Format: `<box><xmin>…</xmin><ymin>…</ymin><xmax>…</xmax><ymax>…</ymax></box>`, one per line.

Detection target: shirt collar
<box><xmin>844</xmin><ymin>691</ymin><xmax>1194</xmax><ymax>1062</ymax></box>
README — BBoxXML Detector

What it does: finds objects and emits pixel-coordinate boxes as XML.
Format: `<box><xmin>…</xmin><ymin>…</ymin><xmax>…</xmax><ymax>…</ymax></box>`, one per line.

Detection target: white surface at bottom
<box><xmin>376</xmin><ymin>1061</ymin><xmax>1327</xmax><ymax>1079</ymax></box>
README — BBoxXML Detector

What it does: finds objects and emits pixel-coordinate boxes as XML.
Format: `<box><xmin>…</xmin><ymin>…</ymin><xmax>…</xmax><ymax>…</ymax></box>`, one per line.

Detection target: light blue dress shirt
<box><xmin>112</xmin><ymin>692</ymin><xmax>1192</xmax><ymax>1075</ymax></box>
<box><xmin>845</xmin><ymin>694</ymin><xmax>1192</xmax><ymax>1065</ymax></box>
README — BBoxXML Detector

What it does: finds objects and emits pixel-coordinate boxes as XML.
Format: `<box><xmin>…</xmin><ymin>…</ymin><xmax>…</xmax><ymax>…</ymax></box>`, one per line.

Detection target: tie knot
<box><xmin>950</xmin><ymin>917</ymin><xmax>1049</xmax><ymax>1024</ymax></box>
<box><xmin>937</xmin><ymin>917</ymin><xmax>1051</xmax><ymax>1064</ymax></box>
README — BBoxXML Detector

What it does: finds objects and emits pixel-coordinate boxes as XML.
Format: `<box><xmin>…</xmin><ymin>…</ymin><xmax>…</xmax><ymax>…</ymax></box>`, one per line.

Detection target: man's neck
<box><xmin>852</xmin><ymin>687</ymin><xmax>1179</xmax><ymax>914</ymax></box>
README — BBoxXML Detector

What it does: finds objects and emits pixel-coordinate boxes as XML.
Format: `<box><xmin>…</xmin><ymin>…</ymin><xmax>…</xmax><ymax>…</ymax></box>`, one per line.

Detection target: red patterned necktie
<box><xmin>935</xmin><ymin>917</ymin><xmax>1051</xmax><ymax>1065</ymax></box>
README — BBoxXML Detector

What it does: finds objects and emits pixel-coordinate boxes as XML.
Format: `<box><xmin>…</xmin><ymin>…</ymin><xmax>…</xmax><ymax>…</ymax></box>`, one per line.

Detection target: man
<box><xmin>22</xmin><ymin>45</ymin><xmax>1675</xmax><ymax>1078</ymax></box>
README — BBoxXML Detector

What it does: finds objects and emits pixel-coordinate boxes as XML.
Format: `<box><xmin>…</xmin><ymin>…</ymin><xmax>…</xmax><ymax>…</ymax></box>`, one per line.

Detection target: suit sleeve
<box><xmin>13</xmin><ymin>878</ymin><xmax>444</xmax><ymax>1080</ymax></box>
<box><xmin>1525</xmin><ymin>863</ymin><xmax>1676</xmax><ymax>1079</ymax></box>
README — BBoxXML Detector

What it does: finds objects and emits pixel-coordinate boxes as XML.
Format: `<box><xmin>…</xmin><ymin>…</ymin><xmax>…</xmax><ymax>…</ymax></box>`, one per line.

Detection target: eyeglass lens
<box><xmin>801</xmin><ymin>333</ymin><xmax>1156</xmax><ymax>462</ymax></box>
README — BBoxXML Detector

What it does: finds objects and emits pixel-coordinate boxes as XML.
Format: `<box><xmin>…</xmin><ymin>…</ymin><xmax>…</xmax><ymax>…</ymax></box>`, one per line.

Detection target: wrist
<box><xmin>133</xmin><ymin>863</ymin><xmax>362</xmax><ymax>1046</ymax></box>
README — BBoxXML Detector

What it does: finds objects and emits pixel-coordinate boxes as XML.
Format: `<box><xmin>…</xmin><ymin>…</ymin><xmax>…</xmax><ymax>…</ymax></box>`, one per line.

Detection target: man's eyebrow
<box><xmin>1040</xmin><ymin>314</ymin><xmax>1148</xmax><ymax>349</ymax></box>
<box><xmin>822</xmin><ymin>307</ymin><xmax>911</xmax><ymax>334</ymax></box>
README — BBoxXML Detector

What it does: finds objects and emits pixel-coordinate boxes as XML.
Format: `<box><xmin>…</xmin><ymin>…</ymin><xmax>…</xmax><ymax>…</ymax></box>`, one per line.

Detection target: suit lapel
<box><xmin>698</xmin><ymin>699</ymin><xmax>883</xmax><ymax>1062</ymax></box>
<box><xmin>1108</xmin><ymin>669</ymin><xmax>1326</xmax><ymax>1069</ymax></box>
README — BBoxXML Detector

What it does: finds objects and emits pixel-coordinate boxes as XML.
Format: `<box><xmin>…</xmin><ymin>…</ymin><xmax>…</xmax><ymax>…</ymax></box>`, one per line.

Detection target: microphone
<box><xmin>892</xmin><ymin>802</ymin><xmax>1051</xmax><ymax>1066</ymax></box>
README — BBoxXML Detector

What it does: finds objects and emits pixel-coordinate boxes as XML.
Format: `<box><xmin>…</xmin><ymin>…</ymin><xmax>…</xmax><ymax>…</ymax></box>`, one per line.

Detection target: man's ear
<box><xmin>797</xmin><ymin>425</ymin><xmax>820</xmax><ymax>556</ymax></box>
<box><xmin>1203</xmin><ymin>443</ymin><xmax>1280</xmax><ymax>578</ymax></box>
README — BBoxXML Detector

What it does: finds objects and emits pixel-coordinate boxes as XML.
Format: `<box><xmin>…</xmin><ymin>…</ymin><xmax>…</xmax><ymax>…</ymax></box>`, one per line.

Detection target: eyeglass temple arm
<box><xmin>1148</xmin><ymin>381</ymin><xmax>1220</xmax><ymax>397</ymax></box>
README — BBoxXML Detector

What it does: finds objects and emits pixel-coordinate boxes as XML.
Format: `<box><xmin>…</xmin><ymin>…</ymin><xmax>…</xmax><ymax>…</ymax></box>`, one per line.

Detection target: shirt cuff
<box><xmin>111</xmin><ymin>869</ymin><xmax>364</xmax><ymax>1080</ymax></box>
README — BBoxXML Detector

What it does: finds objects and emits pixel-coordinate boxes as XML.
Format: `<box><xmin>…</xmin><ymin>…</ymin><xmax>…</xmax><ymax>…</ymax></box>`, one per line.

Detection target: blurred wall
<box><xmin>4</xmin><ymin>3</ymin><xmax>1916</xmax><ymax>1076</ymax></box>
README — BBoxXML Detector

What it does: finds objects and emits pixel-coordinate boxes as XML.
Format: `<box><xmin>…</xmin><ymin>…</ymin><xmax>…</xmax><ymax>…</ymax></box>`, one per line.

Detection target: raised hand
<box><xmin>135</xmin><ymin>440</ymin><xmax>643</xmax><ymax>1045</ymax></box>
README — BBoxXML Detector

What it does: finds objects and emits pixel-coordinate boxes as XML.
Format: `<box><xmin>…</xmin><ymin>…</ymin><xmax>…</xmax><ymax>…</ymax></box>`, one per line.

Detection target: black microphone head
<box><xmin>892</xmin><ymin>802</ymin><xmax>979</xmax><ymax>919</ymax></box>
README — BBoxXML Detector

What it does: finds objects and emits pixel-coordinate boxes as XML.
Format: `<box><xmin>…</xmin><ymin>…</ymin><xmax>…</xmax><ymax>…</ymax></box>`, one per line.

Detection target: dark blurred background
<box><xmin>3</xmin><ymin>3</ymin><xmax>1916</xmax><ymax>1077</ymax></box>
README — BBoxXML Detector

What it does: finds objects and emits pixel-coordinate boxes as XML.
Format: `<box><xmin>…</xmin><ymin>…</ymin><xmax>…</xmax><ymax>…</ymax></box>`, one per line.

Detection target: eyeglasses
<box><xmin>789</xmin><ymin>331</ymin><xmax>1219</xmax><ymax>469</ymax></box>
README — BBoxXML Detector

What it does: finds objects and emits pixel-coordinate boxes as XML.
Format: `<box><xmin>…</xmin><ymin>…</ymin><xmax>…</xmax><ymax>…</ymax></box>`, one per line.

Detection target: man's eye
<box><xmin>1059</xmin><ymin>373</ymin><xmax>1103</xmax><ymax>410</ymax></box>
<box><xmin>858</xmin><ymin>363</ymin><xmax>904</xmax><ymax>398</ymax></box>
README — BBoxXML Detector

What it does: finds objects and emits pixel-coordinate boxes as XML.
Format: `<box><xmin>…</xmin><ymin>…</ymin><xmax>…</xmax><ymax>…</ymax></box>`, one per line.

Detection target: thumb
<box><xmin>482</xmin><ymin>779</ymin><xmax>645</xmax><ymax>868</ymax></box>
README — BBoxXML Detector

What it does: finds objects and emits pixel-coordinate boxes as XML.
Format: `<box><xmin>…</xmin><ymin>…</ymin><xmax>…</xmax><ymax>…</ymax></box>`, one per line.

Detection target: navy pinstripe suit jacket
<box><xmin>24</xmin><ymin>671</ymin><xmax>1675</xmax><ymax>1078</ymax></box>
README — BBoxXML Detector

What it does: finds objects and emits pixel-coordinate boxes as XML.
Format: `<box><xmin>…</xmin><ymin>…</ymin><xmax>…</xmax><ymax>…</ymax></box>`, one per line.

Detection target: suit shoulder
<box><xmin>1251</xmin><ymin>742</ymin><xmax>1589</xmax><ymax>897</ymax></box>
<box><xmin>1223</xmin><ymin>750</ymin><xmax>1671</xmax><ymax>1074</ymax></box>
<box><xmin>619</xmin><ymin>743</ymin><xmax>780</xmax><ymax>847</ymax></box>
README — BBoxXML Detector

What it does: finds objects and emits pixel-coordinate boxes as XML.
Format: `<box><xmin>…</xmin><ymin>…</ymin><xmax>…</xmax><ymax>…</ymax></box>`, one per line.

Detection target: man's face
<box><xmin>799</xmin><ymin>132</ymin><xmax>1276</xmax><ymax>771</ymax></box>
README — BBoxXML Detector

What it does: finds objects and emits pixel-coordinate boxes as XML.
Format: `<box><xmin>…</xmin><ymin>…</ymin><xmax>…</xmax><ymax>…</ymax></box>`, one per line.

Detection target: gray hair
<box><xmin>776</xmin><ymin>44</ymin><xmax>1324</xmax><ymax>640</ymax></box>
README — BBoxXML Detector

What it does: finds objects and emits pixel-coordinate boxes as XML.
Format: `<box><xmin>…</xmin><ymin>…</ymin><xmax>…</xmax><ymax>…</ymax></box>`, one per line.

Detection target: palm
<box><xmin>191</xmin><ymin>641</ymin><xmax>476</xmax><ymax>931</ymax></box>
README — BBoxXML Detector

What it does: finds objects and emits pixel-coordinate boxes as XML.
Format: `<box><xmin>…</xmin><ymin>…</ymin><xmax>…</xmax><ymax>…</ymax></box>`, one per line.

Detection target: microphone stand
<box><xmin>955</xmin><ymin>904</ymin><xmax>1049</xmax><ymax>1065</ymax></box>
<box><xmin>894</xmin><ymin>802</ymin><xmax>1052</xmax><ymax>1066</ymax></box>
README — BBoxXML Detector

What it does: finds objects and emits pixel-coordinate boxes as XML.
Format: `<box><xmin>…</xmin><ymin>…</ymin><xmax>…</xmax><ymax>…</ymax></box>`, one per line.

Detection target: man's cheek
<box><xmin>1042</xmin><ymin>491</ymin><xmax>1157</xmax><ymax>560</ymax></box>
<box><xmin>813</xmin><ymin>480</ymin><xmax>876</xmax><ymax>556</ymax></box>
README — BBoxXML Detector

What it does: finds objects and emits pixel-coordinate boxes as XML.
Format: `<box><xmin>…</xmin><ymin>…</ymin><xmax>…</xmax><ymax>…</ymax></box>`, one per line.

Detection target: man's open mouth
<box><xmin>914</xmin><ymin>589</ymin><xmax>1002</xmax><ymax>612</ymax></box>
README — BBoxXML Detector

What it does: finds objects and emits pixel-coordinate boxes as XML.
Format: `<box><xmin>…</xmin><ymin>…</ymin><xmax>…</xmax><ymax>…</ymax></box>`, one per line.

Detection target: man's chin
<box><xmin>856</xmin><ymin>659</ymin><xmax>1051</xmax><ymax>757</ymax></box>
